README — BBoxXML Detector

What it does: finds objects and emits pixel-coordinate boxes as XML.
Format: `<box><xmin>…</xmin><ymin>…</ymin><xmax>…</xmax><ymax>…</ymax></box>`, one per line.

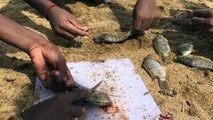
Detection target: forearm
<box><xmin>23</xmin><ymin>0</ymin><xmax>53</xmax><ymax>17</ymax></box>
<box><xmin>0</xmin><ymin>14</ymin><xmax>48</xmax><ymax>53</ymax></box>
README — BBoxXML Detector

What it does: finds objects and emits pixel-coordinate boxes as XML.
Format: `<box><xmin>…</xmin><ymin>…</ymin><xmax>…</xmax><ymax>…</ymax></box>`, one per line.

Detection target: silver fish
<box><xmin>93</xmin><ymin>30</ymin><xmax>132</xmax><ymax>43</ymax></box>
<box><xmin>153</xmin><ymin>35</ymin><xmax>171</xmax><ymax>62</ymax></box>
<box><xmin>177</xmin><ymin>56</ymin><xmax>213</xmax><ymax>70</ymax></box>
<box><xmin>72</xmin><ymin>82</ymin><xmax>112</xmax><ymax>107</ymax></box>
<box><xmin>142</xmin><ymin>54</ymin><xmax>176</xmax><ymax>96</ymax></box>
<box><xmin>142</xmin><ymin>54</ymin><xmax>167</xmax><ymax>81</ymax></box>
<box><xmin>177</xmin><ymin>43</ymin><xmax>194</xmax><ymax>56</ymax></box>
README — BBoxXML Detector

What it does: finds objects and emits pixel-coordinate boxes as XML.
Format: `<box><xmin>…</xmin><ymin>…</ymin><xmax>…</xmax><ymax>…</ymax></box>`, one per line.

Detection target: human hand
<box><xmin>133</xmin><ymin>0</ymin><xmax>157</xmax><ymax>32</ymax></box>
<box><xmin>18</xmin><ymin>90</ymin><xmax>90</xmax><ymax>120</ymax></box>
<box><xmin>29</xmin><ymin>43</ymin><xmax>74</xmax><ymax>92</ymax></box>
<box><xmin>48</xmin><ymin>7</ymin><xmax>89</xmax><ymax>41</ymax></box>
<box><xmin>191</xmin><ymin>9</ymin><xmax>213</xmax><ymax>33</ymax></box>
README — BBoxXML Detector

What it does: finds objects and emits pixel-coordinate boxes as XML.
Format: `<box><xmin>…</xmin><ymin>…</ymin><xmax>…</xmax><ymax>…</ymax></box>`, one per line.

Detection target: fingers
<box><xmin>191</xmin><ymin>17</ymin><xmax>213</xmax><ymax>32</ymax></box>
<box><xmin>69</xmin><ymin>106</ymin><xmax>85</xmax><ymax>117</ymax></box>
<box><xmin>68</xmin><ymin>16</ymin><xmax>89</xmax><ymax>32</ymax></box>
<box><xmin>192</xmin><ymin>17</ymin><xmax>211</xmax><ymax>25</ymax></box>
<box><xmin>30</xmin><ymin>48</ymin><xmax>51</xmax><ymax>89</ymax></box>
<box><xmin>55</xmin><ymin>58</ymin><xmax>75</xmax><ymax>89</ymax></box>
<box><xmin>64</xmin><ymin>90</ymin><xmax>91</xmax><ymax>103</ymax></box>
<box><xmin>63</xmin><ymin>21</ymin><xmax>89</xmax><ymax>36</ymax></box>
<box><xmin>193</xmin><ymin>9</ymin><xmax>213</xmax><ymax>18</ymax></box>
<box><xmin>134</xmin><ymin>17</ymin><xmax>154</xmax><ymax>31</ymax></box>
<box><xmin>50</xmin><ymin>70</ymin><xmax>66</xmax><ymax>92</ymax></box>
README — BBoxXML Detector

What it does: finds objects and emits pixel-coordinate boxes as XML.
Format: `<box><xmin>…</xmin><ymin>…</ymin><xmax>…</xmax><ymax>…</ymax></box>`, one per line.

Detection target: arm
<box><xmin>23</xmin><ymin>0</ymin><xmax>89</xmax><ymax>41</ymax></box>
<box><xmin>0</xmin><ymin>13</ymin><xmax>74</xmax><ymax>91</ymax></box>
<box><xmin>0</xmin><ymin>13</ymin><xmax>47</xmax><ymax>52</ymax></box>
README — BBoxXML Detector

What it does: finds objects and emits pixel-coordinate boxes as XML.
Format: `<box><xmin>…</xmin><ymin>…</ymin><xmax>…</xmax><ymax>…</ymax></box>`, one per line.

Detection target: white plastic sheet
<box><xmin>35</xmin><ymin>58</ymin><xmax>161</xmax><ymax>120</ymax></box>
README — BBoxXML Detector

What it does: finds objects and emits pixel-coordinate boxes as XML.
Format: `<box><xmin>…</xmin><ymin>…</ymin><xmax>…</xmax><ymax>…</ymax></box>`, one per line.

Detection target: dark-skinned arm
<box><xmin>23</xmin><ymin>0</ymin><xmax>89</xmax><ymax>41</ymax></box>
<box><xmin>0</xmin><ymin>13</ymin><xmax>74</xmax><ymax>91</ymax></box>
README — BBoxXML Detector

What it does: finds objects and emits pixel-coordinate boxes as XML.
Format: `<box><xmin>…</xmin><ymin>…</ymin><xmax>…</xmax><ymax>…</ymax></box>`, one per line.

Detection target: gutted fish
<box><xmin>153</xmin><ymin>35</ymin><xmax>171</xmax><ymax>62</ymax></box>
<box><xmin>177</xmin><ymin>43</ymin><xmax>194</xmax><ymax>56</ymax></box>
<box><xmin>142</xmin><ymin>54</ymin><xmax>176</xmax><ymax>96</ymax></box>
<box><xmin>177</xmin><ymin>56</ymin><xmax>213</xmax><ymax>70</ymax></box>
<box><xmin>93</xmin><ymin>30</ymin><xmax>132</xmax><ymax>43</ymax></box>
<box><xmin>72</xmin><ymin>82</ymin><xmax>112</xmax><ymax>107</ymax></box>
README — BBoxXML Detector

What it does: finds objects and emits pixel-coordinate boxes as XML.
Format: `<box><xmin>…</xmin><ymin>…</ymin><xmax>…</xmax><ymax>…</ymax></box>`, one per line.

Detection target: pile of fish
<box><xmin>142</xmin><ymin>30</ymin><xmax>213</xmax><ymax>97</ymax></box>
<box><xmin>72</xmin><ymin>82</ymin><xmax>112</xmax><ymax>107</ymax></box>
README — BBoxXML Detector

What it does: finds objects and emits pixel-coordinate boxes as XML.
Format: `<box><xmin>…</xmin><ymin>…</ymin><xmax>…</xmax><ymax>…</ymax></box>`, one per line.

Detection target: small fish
<box><xmin>142</xmin><ymin>54</ymin><xmax>176</xmax><ymax>96</ymax></box>
<box><xmin>72</xmin><ymin>82</ymin><xmax>112</xmax><ymax>107</ymax></box>
<box><xmin>153</xmin><ymin>35</ymin><xmax>171</xmax><ymax>62</ymax></box>
<box><xmin>177</xmin><ymin>56</ymin><xmax>213</xmax><ymax>70</ymax></box>
<box><xmin>177</xmin><ymin>43</ymin><xmax>194</xmax><ymax>56</ymax></box>
<box><xmin>172</xmin><ymin>11</ymin><xmax>193</xmax><ymax>26</ymax></box>
<box><xmin>85</xmin><ymin>91</ymin><xmax>112</xmax><ymax>106</ymax></box>
<box><xmin>93</xmin><ymin>30</ymin><xmax>132</xmax><ymax>43</ymax></box>
<box><xmin>142</xmin><ymin>54</ymin><xmax>167</xmax><ymax>81</ymax></box>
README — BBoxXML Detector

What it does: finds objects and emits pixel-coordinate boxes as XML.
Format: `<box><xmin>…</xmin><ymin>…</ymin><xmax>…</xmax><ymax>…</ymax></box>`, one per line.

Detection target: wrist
<box><xmin>45</xmin><ymin>3</ymin><xmax>58</xmax><ymax>20</ymax></box>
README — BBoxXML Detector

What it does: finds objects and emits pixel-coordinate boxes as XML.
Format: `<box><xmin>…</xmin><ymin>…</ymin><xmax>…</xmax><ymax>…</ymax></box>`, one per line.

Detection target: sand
<box><xmin>0</xmin><ymin>0</ymin><xmax>212</xmax><ymax>119</ymax></box>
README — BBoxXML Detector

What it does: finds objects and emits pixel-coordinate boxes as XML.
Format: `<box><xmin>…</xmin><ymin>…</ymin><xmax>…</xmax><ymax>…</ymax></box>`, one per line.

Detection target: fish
<box><xmin>172</xmin><ymin>11</ymin><xmax>193</xmax><ymax>26</ymax></box>
<box><xmin>72</xmin><ymin>82</ymin><xmax>112</xmax><ymax>107</ymax></box>
<box><xmin>93</xmin><ymin>30</ymin><xmax>132</xmax><ymax>43</ymax></box>
<box><xmin>142</xmin><ymin>54</ymin><xmax>167</xmax><ymax>81</ymax></box>
<box><xmin>177</xmin><ymin>56</ymin><xmax>213</xmax><ymax>70</ymax></box>
<box><xmin>153</xmin><ymin>35</ymin><xmax>171</xmax><ymax>62</ymax></box>
<box><xmin>177</xmin><ymin>43</ymin><xmax>194</xmax><ymax>56</ymax></box>
<box><xmin>85</xmin><ymin>91</ymin><xmax>112</xmax><ymax>106</ymax></box>
<box><xmin>142</xmin><ymin>54</ymin><xmax>176</xmax><ymax>96</ymax></box>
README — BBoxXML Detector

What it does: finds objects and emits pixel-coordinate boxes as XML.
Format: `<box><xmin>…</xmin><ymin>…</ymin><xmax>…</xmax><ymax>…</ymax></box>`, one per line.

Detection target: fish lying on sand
<box><xmin>142</xmin><ymin>54</ymin><xmax>176</xmax><ymax>96</ymax></box>
<box><xmin>153</xmin><ymin>35</ymin><xmax>171</xmax><ymax>63</ymax></box>
<box><xmin>177</xmin><ymin>56</ymin><xmax>213</xmax><ymax>70</ymax></box>
<box><xmin>93</xmin><ymin>30</ymin><xmax>133</xmax><ymax>43</ymax></box>
<box><xmin>177</xmin><ymin>43</ymin><xmax>194</xmax><ymax>56</ymax></box>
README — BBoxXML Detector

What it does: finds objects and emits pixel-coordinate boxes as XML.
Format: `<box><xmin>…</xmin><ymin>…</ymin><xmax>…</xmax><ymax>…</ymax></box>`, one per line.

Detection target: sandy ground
<box><xmin>0</xmin><ymin>0</ymin><xmax>213</xmax><ymax>119</ymax></box>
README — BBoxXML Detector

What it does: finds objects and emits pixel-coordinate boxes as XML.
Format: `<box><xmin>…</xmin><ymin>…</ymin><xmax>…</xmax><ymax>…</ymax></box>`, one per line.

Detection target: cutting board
<box><xmin>35</xmin><ymin>58</ymin><xmax>161</xmax><ymax>120</ymax></box>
